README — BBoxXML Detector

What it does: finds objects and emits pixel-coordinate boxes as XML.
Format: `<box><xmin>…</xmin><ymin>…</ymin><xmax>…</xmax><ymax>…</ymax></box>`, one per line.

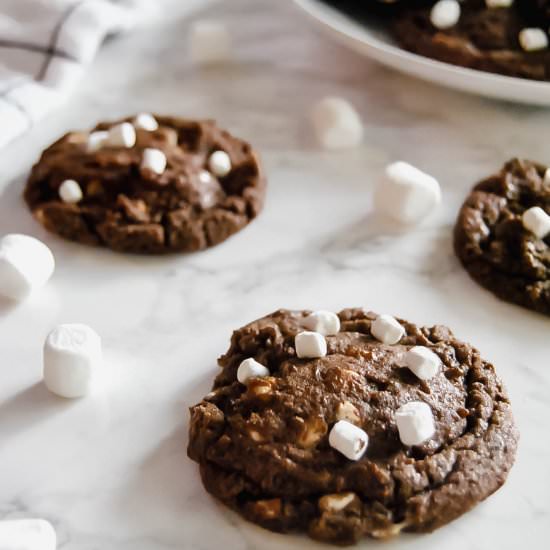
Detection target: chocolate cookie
<box><xmin>393</xmin><ymin>1</ymin><xmax>550</xmax><ymax>81</ymax></box>
<box><xmin>24</xmin><ymin>115</ymin><xmax>265</xmax><ymax>254</ymax></box>
<box><xmin>188</xmin><ymin>308</ymin><xmax>518</xmax><ymax>545</ymax></box>
<box><xmin>454</xmin><ymin>158</ymin><xmax>550</xmax><ymax>316</ymax></box>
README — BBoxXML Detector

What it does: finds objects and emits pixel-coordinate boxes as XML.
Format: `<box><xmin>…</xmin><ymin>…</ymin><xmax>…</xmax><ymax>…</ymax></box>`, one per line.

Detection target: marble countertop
<box><xmin>0</xmin><ymin>1</ymin><xmax>548</xmax><ymax>548</ymax></box>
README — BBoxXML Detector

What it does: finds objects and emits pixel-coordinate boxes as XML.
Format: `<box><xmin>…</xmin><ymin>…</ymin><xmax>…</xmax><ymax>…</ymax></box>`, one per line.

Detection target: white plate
<box><xmin>294</xmin><ymin>0</ymin><xmax>550</xmax><ymax>106</ymax></box>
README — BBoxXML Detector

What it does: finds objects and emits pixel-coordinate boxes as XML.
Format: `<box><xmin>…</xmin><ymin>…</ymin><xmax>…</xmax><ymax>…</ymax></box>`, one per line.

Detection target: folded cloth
<box><xmin>0</xmin><ymin>0</ymin><xmax>150</xmax><ymax>149</ymax></box>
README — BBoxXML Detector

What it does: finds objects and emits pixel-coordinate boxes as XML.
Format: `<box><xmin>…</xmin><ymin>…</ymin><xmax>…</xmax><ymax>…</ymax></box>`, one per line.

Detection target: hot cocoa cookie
<box><xmin>188</xmin><ymin>308</ymin><xmax>518</xmax><ymax>545</ymax></box>
<box><xmin>454</xmin><ymin>158</ymin><xmax>550</xmax><ymax>316</ymax></box>
<box><xmin>24</xmin><ymin>115</ymin><xmax>265</xmax><ymax>254</ymax></box>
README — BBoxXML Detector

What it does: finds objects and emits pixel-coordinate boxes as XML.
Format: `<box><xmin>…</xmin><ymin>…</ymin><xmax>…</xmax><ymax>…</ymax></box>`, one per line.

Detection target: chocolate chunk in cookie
<box><xmin>454</xmin><ymin>158</ymin><xmax>550</xmax><ymax>316</ymax></box>
<box><xmin>188</xmin><ymin>308</ymin><xmax>518</xmax><ymax>545</ymax></box>
<box><xmin>24</xmin><ymin>115</ymin><xmax>266</xmax><ymax>254</ymax></box>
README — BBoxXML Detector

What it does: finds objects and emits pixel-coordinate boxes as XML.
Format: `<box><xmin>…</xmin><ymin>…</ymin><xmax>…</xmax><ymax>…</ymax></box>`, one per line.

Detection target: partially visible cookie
<box><xmin>454</xmin><ymin>158</ymin><xmax>550</xmax><ymax>316</ymax></box>
<box><xmin>24</xmin><ymin>115</ymin><xmax>266</xmax><ymax>254</ymax></box>
<box><xmin>188</xmin><ymin>308</ymin><xmax>518</xmax><ymax>545</ymax></box>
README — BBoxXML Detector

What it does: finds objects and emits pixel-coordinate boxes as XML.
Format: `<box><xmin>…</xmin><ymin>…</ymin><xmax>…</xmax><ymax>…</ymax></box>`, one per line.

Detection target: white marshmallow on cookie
<box><xmin>0</xmin><ymin>234</ymin><xmax>55</xmax><ymax>301</ymax></box>
<box><xmin>190</xmin><ymin>20</ymin><xmax>232</xmax><ymax>65</ymax></box>
<box><xmin>105</xmin><ymin>122</ymin><xmax>136</xmax><ymax>148</ymax></box>
<box><xmin>237</xmin><ymin>358</ymin><xmax>270</xmax><ymax>384</ymax></box>
<box><xmin>134</xmin><ymin>113</ymin><xmax>158</xmax><ymax>131</ymax></box>
<box><xmin>519</xmin><ymin>28</ymin><xmax>549</xmax><ymax>52</ymax></box>
<box><xmin>303</xmin><ymin>310</ymin><xmax>340</xmax><ymax>336</ymax></box>
<box><xmin>0</xmin><ymin>519</ymin><xmax>56</xmax><ymax>550</ymax></box>
<box><xmin>404</xmin><ymin>346</ymin><xmax>441</xmax><ymax>380</ymax></box>
<box><xmin>328</xmin><ymin>420</ymin><xmax>368</xmax><ymax>461</ymax></box>
<box><xmin>430</xmin><ymin>0</ymin><xmax>461</xmax><ymax>30</ymax></box>
<box><xmin>371</xmin><ymin>314</ymin><xmax>405</xmax><ymax>345</ymax></box>
<box><xmin>522</xmin><ymin>206</ymin><xmax>550</xmax><ymax>239</ymax></box>
<box><xmin>43</xmin><ymin>324</ymin><xmax>102</xmax><ymax>398</ymax></box>
<box><xmin>208</xmin><ymin>151</ymin><xmax>232</xmax><ymax>177</ymax></box>
<box><xmin>59</xmin><ymin>179</ymin><xmax>83</xmax><ymax>204</ymax></box>
<box><xmin>395</xmin><ymin>401</ymin><xmax>435</xmax><ymax>446</ymax></box>
<box><xmin>295</xmin><ymin>331</ymin><xmax>327</xmax><ymax>359</ymax></box>
<box><xmin>311</xmin><ymin>97</ymin><xmax>363</xmax><ymax>150</ymax></box>
<box><xmin>86</xmin><ymin>130</ymin><xmax>109</xmax><ymax>152</ymax></box>
<box><xmin>141</xmin><ymin>148</ymin><xmax>167</xmax><ymax>175</ymax></box>
<box><xmin>375</xmin><ymin>161</ymin><xmax>441</xmax><ymax>224</ymax></box>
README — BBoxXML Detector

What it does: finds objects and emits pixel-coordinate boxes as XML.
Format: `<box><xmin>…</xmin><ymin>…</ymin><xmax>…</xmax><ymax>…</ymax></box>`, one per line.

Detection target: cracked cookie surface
<box><xmin>24</xmin><ymin>115</ymin><xmax>265</xmax><ymax>254</ymax></box>
<box><xmin>454</xmin><ymin>158</ymin><xmax>550</xmax><ymax>316</ymax></box>
<box><xmin>187</xmin><ymin>308</ymin><xmax>518</xmax><ymax>545</ymax></box>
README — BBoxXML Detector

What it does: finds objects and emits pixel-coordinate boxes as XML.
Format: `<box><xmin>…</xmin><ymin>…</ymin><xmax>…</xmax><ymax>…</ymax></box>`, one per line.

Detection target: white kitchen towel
<box><xmin>0</xmin><ymin>0</ymin><xmax>152</xmax><ymax>149</ymax></box>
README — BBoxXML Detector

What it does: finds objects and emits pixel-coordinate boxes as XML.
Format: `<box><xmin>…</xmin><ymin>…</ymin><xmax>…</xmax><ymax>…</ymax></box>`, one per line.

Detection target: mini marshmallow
<box><xmin>328</xmin><ymin>420</ymin><xmax>368</xmax><ymax>461</ymax></box>
<box><xmin>371</xmin><ymin>314</ymin><xmax>405</xmax><ymax>345</ymax></box>
<box><xmin>0</xmin><ymin>519</ymin><xmax>56</xmax><ymax>550</ymax></box>
<box><xmin>519</xmin><ymin>28</ymin><xmax>548</xmax><ymax>52</ymax></box>
<box><xmin>106</xmin><ymin>122</ymin><xmax>136</xmax><ymax>148</ymax></box>
<box><xmin>404</xmin><ymin>346</ymin><xmax>441</xmax><ymax>381</ymax></box>
<box><xmin>375</xmin><ymin>161</ymin><xmax>441</xmax><ymax>224</ymax></box>
<box><xmin>141</xmin><ymin>148</ymin><xmax>167</xmax><ymax>175</ymax></box>
<box><xmin>208</xmin><ymin>151</ymin><xmax>232</xmax><ymax>177</ymax></box>
<box><xmin>311</xmin><ymin>97</ymin><xmax>363</xmax><ymax>150</ymax></box>
<box><xmin>485</xmin><ymin>0</ymin><xmax>513</xmax><ymax>7</ymax></box>
<box><xmin>0</xmin><ymin>234</ymin><xmax>55</xmax><ymax>301</ymax></box>
<box><xmin>190</xmin><ymin>20</ymin><xmax>232</xmax><ymax>65</ymax></box>
<box><xmin>199</xmin><ymin>169</ymin><xmax>213</xmax><ymax>184</ymax></box>
<box><xmin>295</xmin><ymin>331</ymin><xmax>327</xmax><ymax>359</ymax></box>
<box><xmin>87</xmin><ymin>130</ymin><xmax>108</xmax><ymax>152</ymax></box>
<box><xmin>43</xmin><ymin>324</ymin><xmax>102</xmax><ymax>398</ymax></box>
<box><xmin>134</xmin><ymin>113</ymin><xmax>158</xmax><ymax>131</ymax></box>
<box><xmin>58</xmin><ymin>179</ymin><xmax>83</xmax><ymax>204</ymax></box>
<box><xmin>303</xmin><ymin>310</ymin><xmax>341</xmax><ymax>336</ymax></box>
<box><xmin>237</xmin><ymin>358</ymin><xmax>270</xmax><ymax>384</ymax></box>
<box><xmin>395</xmin><ymin>401</ymin><xmax>435</xmax><ymax>446</ymax></box>
<box><xmin>522</xmin><ymin>206</ymin><xmax>550</xmax><ymax>239</ymax></box>
<box><xmin>430</xmin><ymin>0</ymin><xmax>461</xmax><ymax>29</ymax></box>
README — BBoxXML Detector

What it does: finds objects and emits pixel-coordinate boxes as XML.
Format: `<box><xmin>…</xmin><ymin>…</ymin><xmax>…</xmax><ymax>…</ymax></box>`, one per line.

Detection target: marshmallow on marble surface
<box><xmin>190</xmin><ymin>20</ymin><xmax>232</xmax><ymax>65</ymax></box>
<box><xmin>395</xmin><ymin>401</ymin><xmax>435</xmax><ymax>446</ymax></box>
<box><xmin>43</xmin><ymin>324</ymin><xmax>102</xmax><ymax>398</ymax></box>
<box><xmin>430</xmin><ymin>0</ymin><xmax>461</xmax><ymax>30</ymax></box>
<box><xmin>522</xmin><ymin>206</ymin><xmax>550</xmax><ymax>239</ymax></box>
<box><xmin>208</xmin><ymin>150</ymin><xmax>232</xmax><ymax>177</ymax></box>
<box><xmin>86</xmin><ymin>130</ymin><xmax>109</xmax><ymax>152</ymax></box>
<box><xmin>0</xmin><ymin>519</ymin><xmax>56</xmax><ymax>550</ymax></box>
<box><xmin>0</xmin><ymin>234</ymin><xmax>55</xmax><ymax>301</ymax></box>
<box><xmin>485</xmin><ymin>0</ymin><xmax>513</xmax><ymax>7</ymax></box>
<box><xmin>105</xmin><ymin>122</ymin><xmax>136</xmax><ymax>148</ymax></box>
<box><xmin>237</xmin><ymin>358</ymin><xmax>270</xmax><ymax>384</ymax></box>
<box><xmin>141</xmin><ymin>148</ymin><xmax>167</xmax><ymax>175</ymax></box>
<box><xmin>328</xmin><ymin>420</ymin><xmax>368</xmax><ymax>461</ymax></box>
<box><xmin>311</xmin><ymin>97</ymin><xmax>363</xmax><ymax>150</ymax></box>
<box><xmin>303</xmin><ymin>310</ymin><xmax>340</xmax><ymax>336</ymax></box>
<box><xmin>371</xmin><ymin>314</ymin><xmax>405</xmax><ymax>345</ymax></box>
<box><xmin>133</xmin><ymin>113</ymin><xmax>158</xmax><ymax>131</ymax></box>
<box><xmin>295</xmin><ymin>331</ymin><xmax>327</xmax><ymax>359</ymax></box>
<box><xmin>519</xmin><ymin>28</ymin><xmax>548</xmax><ymax>52</ymax></box>
<box><xmin>404</xmin><ymin>346</ymin><xmax>441</xmax><ymax>380</ymax></box>
<box><xmin>58</xmin><ymin>179</ymin><xmax>83</xmax><ymax>204</ymax></box>
<box><xmin>376</xmin><ymin>161</ymin><xmax>441</xmax><ymax>224</ymax></box>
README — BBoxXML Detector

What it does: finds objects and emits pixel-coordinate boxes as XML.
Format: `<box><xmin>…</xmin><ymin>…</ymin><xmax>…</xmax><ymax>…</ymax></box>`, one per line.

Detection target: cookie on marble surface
<box><xmin>188</xmin><ymin>308</ymin><xmax>518</xmax><ymax>545</ymax></box>
<box><xmin>24</xmin><ymin>115</ymin><xmax>265</xmax><ymax>254</ymax></box>
<box><xmin>454</xmin><ymin>158</ymin><xmax>550</xmax><ymax>316</ymax></box>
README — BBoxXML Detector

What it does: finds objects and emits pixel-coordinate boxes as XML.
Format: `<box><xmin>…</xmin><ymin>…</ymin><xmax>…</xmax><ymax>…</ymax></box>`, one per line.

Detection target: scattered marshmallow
<box><xmin>376</xmin><ymin>161</ymin><xmax>441</xmax><ymax>224</ymax></box>
<box><xmin>404</xmin><ymin>346</ymin><xmax>441</xmax><ymax>381</ymax></box>
<box><xmin>141</xmin><ymin>148</ymin><xmax>167</xmax><ymax>175</ymax></box>
<box><xmin>395</xmin><ymin>401</ymin><xmax>435</xmax><ymax>446</ymax></box>
<box><xmin>58</xmin><ymin>179</ymin><xmax>83</xmax><ymax>204</ymax></box>
<box><xmin>0</xmin><ymin>234</ymin><xmax>55</xmax><ymax>301</ymax></box>
<box><xmin>485</xmin><ymin>0</ymin><xmax>513</xmax><ymax>7</ymax></box>
<box><xmin>522</xmin><ymin>206</ymin><xmax>550</xmax><ymax>239</ymax></box>
<box><xmin>237</xmin><ymin>358</ymin><xmax>270</xmax><ymax>384</ymax></box>
<box><xmin>295</xmin><ymin>331</ymin><xmax>327</xmax><ymax>359</ymax></box>
<box><xmin>371</xmin><ymin>314</ymin><xmax>405</xmax><ymax>345</ymax></box>
<box><xmin>328</xmin><ymin>420</ymin><xmax>368</xmax><ymax>461</ymax></box>
<box><xmin>0</xmin><ymin>519</ymin><xmax>56</xmax><ymax>550</ymax></box>
<box><xmin>86</xmin><ymin>130</ymin><xmax>109</xmax><ymax>152</ymax></box>
<box><xmin>199</xmin><ymin>169</ymin><xmax>213</xmax><ymax>184</ymax></box>
<box><xmin>430</xmin><ymin>0</ymin><xmax>461</xmax><ymax>30</ymax></box>
<box><xmin>190</xmin><ymin>20</ymin><xmax>232</xmax><ymax>65</ymax></box>
<box><xmin>303</xmin><ymin>310</ymin><xmax>340</xmax><ymax>336</ymax></box>
<box><xmin>311</xmin><ymin>97</ymin><xmax>363</xmax><ymax>150</ymax></box>
<box><xmin>43</xmin><ymin>324</ymin><xmax>102</xmax><ymax>399</ymax></box>
<box><xmin>208</xmin><ymin>150</ymin><xmax>232</xmax><ymax>177</ymax></box>
<box><xmin>106</xmin><ymin>122</ymin><xmax>136</xmax><ymax>148</ymax></box>
<box><xmin>519</xmin><ymin>28</ymin><xmax>548</xmax><ymax>52</ymax></box>
<box><xmin>133</xmin><ymin>113</ymin><xmax>158</xmax><ymax>131</ymax></box>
